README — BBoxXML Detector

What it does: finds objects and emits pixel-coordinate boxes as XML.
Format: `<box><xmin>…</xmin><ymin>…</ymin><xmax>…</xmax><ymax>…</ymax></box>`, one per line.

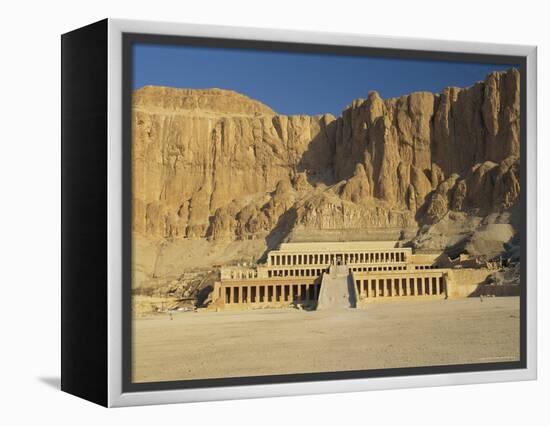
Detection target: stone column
<box><xmin>407</xmin><ymin>278</ymin><xmax>412</xmax><ymax>296</ymax></box>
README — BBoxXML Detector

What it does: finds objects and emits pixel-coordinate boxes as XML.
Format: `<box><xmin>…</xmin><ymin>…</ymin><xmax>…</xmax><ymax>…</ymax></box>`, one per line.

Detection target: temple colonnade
<box><xmin>268</xmin><ymin>249</ymin><xmax>409</xmax><ymax>267</ymax></box>
<box><xmin>353</xmin><ymin>272</ymin><xmax>446</xmax><ymax>299</ymax></box>
<box><xmin>217</xmin><ymin>279</ymin><xmax>320</xmax><ymax>305</ymax></box>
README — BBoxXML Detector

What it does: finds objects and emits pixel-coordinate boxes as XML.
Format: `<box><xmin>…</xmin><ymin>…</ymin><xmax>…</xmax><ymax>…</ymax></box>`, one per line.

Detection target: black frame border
<box><xmin>122</xmin><ymin>32</ymin><xmax>528</xmax><ymax>394</ymax></box>
<box><xmin>61</xmin><ymin>19</ymin><xmax>109</xmax><ymax>406</ymax></box>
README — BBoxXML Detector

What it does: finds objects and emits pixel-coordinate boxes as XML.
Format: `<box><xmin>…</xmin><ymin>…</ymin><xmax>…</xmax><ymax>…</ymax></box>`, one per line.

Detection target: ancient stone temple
<box><xmin>209</xmin><ymin>241</ymin><xmax>453</xmax><ymax>310</ymax></box>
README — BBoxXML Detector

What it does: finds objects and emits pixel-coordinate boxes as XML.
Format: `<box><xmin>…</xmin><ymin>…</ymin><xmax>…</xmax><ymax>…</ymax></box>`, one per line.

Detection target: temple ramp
<box><xmin>317</xmin><ymin>265</ymin><xmax>358</xmax><ymax>310</ymax></box>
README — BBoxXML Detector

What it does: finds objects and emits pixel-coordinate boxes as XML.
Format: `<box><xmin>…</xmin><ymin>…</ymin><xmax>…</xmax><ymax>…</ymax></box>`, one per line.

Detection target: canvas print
<box><xmin>129</xmin><ymin>41</ymin><xmax>522</xmax><ymax>385</ymax></box>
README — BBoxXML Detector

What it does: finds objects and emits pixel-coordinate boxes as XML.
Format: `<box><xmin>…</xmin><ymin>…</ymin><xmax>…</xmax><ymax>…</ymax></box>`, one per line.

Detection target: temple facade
<box><xmin>210</xmin><ymin>241</ymin><xmax>449</xmax><ymax>310</ymax></box>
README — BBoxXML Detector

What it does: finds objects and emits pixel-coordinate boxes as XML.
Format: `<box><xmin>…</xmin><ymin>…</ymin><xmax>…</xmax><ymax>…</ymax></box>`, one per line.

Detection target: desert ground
<box><xmin>132</xmin><ymin>297</ymin><xmax>520</xmax><ymax>383</ymax></box>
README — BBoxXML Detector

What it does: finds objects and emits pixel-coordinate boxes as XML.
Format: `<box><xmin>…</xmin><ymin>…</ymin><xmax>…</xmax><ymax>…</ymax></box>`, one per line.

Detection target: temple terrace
<box><xmin>208</xmin><ymin>241</ymin><xmax>503</xmax><ymax>310</ymax></box>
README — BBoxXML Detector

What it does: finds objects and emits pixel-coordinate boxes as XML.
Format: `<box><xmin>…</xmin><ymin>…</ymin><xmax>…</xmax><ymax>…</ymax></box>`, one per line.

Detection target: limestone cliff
<box><xmin>132</xmin><ymin>69</ymin><xmax>520</xmax><ymax>252</ymax></box>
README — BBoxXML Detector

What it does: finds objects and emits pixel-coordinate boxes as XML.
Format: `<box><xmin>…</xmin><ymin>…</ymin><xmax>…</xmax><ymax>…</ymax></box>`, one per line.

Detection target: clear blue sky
<box><xmin>133</xmin><ymin>43</ymin><xmax>517</xmax><ymax>117</ymax></box>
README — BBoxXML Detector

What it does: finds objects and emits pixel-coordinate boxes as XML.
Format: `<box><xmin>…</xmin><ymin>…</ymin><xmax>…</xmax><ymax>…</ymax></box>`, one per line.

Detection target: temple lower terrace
<box><xmin>209</xmin><ymin>241</ymin><xmax>470</xmax><ymax>310</ymax></box>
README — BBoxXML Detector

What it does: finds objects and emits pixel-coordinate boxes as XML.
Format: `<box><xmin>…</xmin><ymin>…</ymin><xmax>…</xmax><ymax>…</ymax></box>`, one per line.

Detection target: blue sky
<box><xmin>133</xmin><ymin>43</ymin><xmax>517</xmax><ymax>117</ymax></box>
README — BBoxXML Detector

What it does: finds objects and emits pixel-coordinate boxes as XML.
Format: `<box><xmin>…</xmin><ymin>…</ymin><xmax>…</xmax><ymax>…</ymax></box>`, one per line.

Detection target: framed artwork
<box><xmin>61</xmin><ymin>18</ymin><xmax>537</xmax><ymax>407</ymax></box>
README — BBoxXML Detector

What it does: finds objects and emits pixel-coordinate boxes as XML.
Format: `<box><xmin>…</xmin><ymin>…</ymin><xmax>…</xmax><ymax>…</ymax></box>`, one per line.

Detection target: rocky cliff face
<box><xmin>132</xmin><ymin>69</ymin><xmax>520</xmax><ymax>250</ymax></box>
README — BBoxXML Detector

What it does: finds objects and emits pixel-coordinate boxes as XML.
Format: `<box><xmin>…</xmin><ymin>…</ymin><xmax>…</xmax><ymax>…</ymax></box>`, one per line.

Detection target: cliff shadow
<box><xmin>295</xmin><ymin>118</ymin><xmax>339</xmax><ymax>186</ymax></box>
<box><xmin>196</xmin><ymin>284</ymin><xmax>213</xmax><ymax>307</ymax></box>
<box><xmin>258</xmin><ymin>207</ymin><xmax>298</xmax><ymax>264</ymax></box>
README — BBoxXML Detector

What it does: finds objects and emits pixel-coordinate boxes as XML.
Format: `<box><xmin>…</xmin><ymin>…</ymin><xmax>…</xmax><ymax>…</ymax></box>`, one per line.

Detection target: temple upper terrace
<box><xmin>268</xmin><ymin>241</ymin><xmax>410</xmax><ymax>267</ymax></box>
<box><xmin>220</xmin><ymin>241</ymin><xmax>438</xmax><ymax>281</ymax></box>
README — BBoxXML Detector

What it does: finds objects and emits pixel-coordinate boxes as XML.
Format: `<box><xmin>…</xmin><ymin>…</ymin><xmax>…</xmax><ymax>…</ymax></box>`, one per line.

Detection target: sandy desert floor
<box><xmin>132</xmin><ymin>297</ymin><xmax>520</xmax><ymax>383</ymax></box>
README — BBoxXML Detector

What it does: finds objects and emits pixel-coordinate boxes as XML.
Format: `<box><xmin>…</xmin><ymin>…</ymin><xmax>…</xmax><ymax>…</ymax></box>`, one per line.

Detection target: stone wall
<box><xmin>446</xmin><ymin>269</ymin><xmax>493</xmax><ymax>297</ymax></box>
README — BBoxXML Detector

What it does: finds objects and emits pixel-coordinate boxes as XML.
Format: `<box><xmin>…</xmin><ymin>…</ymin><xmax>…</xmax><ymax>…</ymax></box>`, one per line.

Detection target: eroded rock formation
<box><xmin>132</xmin><ymin>69</ymin><xmax>520</xmax><ymax>249</ymax></box>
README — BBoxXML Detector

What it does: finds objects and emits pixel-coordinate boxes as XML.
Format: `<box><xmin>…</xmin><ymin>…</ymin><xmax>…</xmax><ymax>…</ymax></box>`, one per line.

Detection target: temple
<box><xmin>209</xmin><ymin>241</ymin><xmax>456</xmax><ymax>310</ymax></box>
